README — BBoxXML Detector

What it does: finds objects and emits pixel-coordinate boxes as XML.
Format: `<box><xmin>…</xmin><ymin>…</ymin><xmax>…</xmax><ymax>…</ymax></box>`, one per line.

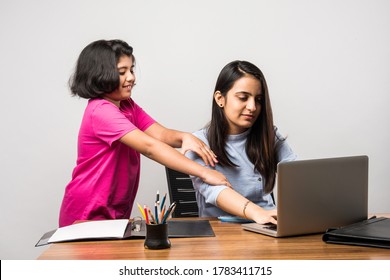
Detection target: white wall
<box><xmin>0</xmin><ymin>0</ymin><xmax>389</xmax><ymax>259</ymax></box>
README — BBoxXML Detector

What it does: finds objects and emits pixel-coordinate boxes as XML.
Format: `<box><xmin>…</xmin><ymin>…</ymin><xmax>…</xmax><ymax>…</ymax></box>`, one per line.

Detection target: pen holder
<box><xmin>144</xmin><ymin>223</ymin><xmax>171</xmax><ymax>250</ymax></box>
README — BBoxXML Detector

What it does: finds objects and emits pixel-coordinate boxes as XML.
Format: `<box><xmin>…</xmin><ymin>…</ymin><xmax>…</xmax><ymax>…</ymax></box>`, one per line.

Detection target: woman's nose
<box><xmin>246</xmin><ymin>99</ymin><xmax>256</xmax><ymax>111</ymax></box>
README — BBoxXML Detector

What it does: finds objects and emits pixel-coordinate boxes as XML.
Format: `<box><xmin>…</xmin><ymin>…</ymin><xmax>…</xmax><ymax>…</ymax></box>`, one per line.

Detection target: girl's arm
<box><xmin>144</xmin><ymin>123</ymin><xmax>218</xmax><ymax>167</ymax></box>
<box><xmin>119</xmin><ymin>128</ymin><xmax>231</xmax><ymax>187</ymax></box>
<box><xmin>216</xmin><ymin>188</ymin><xmax>277</xmax><ymax>225</ymax></box>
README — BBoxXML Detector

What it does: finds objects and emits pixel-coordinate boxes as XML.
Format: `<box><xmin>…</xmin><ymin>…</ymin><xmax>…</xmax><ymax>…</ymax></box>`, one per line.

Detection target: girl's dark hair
<box><xmin>208</xmin><ymin>60</ymin><xmax>280</xmax><ymax>194</ymax></box>
<box><xmin>69</xmin><ymin>39</ymin><xmax>134</xmax><ymax>99</ymax></box>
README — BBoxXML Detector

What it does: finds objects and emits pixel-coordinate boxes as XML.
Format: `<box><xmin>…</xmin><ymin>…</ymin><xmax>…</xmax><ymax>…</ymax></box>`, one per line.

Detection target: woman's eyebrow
<box><xmin>235</xmin><ymin>91</ymin><xmax>262</xmax><ymax>96</ymax></box>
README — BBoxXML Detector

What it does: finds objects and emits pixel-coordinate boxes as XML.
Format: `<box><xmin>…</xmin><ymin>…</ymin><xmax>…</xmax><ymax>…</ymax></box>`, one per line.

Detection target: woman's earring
<box><xmin>219</xmin><ymin>104</ymin><xmax>223</xmax><ymax>107</ymax></box>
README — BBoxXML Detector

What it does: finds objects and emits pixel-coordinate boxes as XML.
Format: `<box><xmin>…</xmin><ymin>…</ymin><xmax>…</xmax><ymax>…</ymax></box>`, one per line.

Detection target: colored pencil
<box><xmin>137</xmin><ymin>202</ymin><xmax>146</xmax><ymax>220</ymax></box>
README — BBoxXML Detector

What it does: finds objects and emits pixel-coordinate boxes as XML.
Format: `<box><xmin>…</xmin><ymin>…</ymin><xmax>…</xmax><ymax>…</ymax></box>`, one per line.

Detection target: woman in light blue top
<box><xmin>186</xmin><ymin>60</ymin><xmax>297</xmax><ymax>225</ymax></box>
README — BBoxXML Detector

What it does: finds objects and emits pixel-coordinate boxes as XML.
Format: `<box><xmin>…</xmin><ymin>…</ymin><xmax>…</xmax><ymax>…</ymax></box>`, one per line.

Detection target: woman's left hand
<box><xmin>181</xmin><ymin>133</ymin><xmax>218</xmax><ymax>167</ymax></box>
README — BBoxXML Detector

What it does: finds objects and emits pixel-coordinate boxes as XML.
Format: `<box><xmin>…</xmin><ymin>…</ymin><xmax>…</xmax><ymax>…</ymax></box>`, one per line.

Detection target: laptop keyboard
<box><xmin>264</xmin><ymin>224</ymin><xmax>277</xmax><ymax>231</ymax></box>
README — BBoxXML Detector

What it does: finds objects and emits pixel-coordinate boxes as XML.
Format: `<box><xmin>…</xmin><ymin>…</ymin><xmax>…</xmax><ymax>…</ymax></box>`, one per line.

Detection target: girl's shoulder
<box><xmin>87</xmin><ymin>98</ymin><xmax>113</xmax><ymax>110</ymax></box>
<box><xmin>87</xmin><ymin>98</ymin><xmax>138</xmax><ymax>114</ymax></box>
<box><xmin>86</xmin><ymin>98</ymin><xmax>121</xmax><ymax>114</ymax></box>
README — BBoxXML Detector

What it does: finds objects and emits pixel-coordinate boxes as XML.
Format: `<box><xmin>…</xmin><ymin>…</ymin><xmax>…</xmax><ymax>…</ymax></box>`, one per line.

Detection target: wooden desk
<box><xmin>38</xmin><ymin>216</ymin><xmax>390</xmax><ymax>260</ymax></box>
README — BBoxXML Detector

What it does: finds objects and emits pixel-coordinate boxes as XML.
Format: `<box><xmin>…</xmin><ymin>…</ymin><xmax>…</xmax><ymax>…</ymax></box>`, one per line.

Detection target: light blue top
<box><xmin>186</xmin><ymin>128</ymin><xmax>297</xmax><ymax>218</ymax></box>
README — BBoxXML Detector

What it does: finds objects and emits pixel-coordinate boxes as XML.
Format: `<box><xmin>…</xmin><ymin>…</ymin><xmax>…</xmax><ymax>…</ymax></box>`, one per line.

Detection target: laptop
<box><xmin>242</xmin><ymin>155</ymin><xmax>369</xmax><ymax>237</ymax></box>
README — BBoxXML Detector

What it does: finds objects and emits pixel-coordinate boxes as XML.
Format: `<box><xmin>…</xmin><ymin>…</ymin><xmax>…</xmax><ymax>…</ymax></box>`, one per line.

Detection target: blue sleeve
<box><xmin>191</xmin><ymin>175</ymin><xmax>228</xmax><ymax>205</ymax></box>
<box><xmin>185</xmin><ymin>131</ymin><xmax>228</xmax><ymax>206</ymax></box>
<box><xmin>275</xmin><ymin>129</ymin><xmax>298</xmax><ymax>163</ymax></box>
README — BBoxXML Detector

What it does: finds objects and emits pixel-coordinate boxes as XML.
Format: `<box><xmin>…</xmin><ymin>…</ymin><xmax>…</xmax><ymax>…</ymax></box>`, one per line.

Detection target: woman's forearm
<box><xmin>216</xmin><ymin>188</ymin><xmax>257</xmax><ymax>218</ymax></box>
<box><xmin>216</xmin><ymin>188</ymin><xmax>276</xmax><ymax>224</ymax></box>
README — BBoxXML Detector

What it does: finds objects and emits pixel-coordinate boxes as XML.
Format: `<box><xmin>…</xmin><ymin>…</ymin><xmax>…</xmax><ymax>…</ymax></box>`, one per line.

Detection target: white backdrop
<box><xmin>1</xmin><ymin>0</ymin><xmax>389</xmax><ymax>259</ymax></box>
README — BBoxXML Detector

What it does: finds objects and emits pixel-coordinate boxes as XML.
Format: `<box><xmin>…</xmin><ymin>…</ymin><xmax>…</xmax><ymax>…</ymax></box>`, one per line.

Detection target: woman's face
<box><xmin>215</xmin><ymin>75</ymin><xmax>262</xmax><ymax>135</ymax></box>
<box><xmin>104</xmin><ymin>55</ymin><xmax>135</xmax><ymax>106</ymax></box>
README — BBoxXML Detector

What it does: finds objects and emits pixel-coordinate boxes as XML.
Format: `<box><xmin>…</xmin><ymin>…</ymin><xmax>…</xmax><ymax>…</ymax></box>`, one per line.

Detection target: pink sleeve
<box><xmin>91</xmin><ymin>100</ymin><xmax>155</xmax><ymax>146</ymax></box>
<box><xmin>131</xmin><ymin>100</ymin><xmax>156</xmax><ymax>132</ymax></box>
<box><xmin>91</xmin><ymin>102</ymin><xmax>137</xmax><ymax>146</ymax></box>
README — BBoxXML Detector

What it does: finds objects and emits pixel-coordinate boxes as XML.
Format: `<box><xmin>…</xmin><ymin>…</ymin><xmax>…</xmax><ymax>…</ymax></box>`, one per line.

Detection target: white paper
<box><xmin>48</xmin><ymin>219</ymin><xmax>129</xmax><ymax>243</ymax></box>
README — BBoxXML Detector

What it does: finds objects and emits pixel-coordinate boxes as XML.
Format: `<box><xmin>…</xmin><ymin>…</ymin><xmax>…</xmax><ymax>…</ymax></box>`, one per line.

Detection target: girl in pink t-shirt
<box><xmin>59</xmin><ymin>39</ymin><xmax>231</xmax><ymax>227</ymax></box>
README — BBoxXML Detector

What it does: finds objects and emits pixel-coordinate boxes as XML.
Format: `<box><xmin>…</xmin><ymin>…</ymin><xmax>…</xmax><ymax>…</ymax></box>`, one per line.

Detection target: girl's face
<box><xmin>104</xmin><ymin>55</ymin><xmax>135</xmax><ymax>106</ymax></box>
<box><xmin>215</xmin><ymin>75</ymin><xmax>262</xmax><ymax>135</ymax></box>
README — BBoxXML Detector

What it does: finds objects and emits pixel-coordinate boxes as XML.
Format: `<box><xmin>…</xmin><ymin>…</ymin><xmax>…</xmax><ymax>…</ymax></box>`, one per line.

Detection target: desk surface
<box><xmin>38</xmin><ymin>215</ymin><xmax>390</xmax><ymax>260</ymax></box>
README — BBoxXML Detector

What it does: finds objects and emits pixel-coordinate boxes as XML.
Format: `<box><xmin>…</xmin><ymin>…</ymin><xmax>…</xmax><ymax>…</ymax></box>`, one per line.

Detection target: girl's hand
<box><xmin>181</xmin><ymin>133</ymin><xmax>218</xmax><ymax>167</ymax></box>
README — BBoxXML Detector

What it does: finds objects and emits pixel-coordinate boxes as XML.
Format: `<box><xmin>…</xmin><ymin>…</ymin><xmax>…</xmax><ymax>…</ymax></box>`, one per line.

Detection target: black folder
<box><xmin>322</xmin><ymin>217</ymin><xmax>390</xmax><ymax>249</ymax></box>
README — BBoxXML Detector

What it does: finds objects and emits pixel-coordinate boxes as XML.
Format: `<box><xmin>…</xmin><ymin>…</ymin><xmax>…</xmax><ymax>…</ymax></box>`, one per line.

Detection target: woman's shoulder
<box><xmin>274</xmin><ymin>126</ymin><xmax>288</xmax><ymax>141</ymax></box>
<box><xmin>193</xmin><ymin>127</ymin><xmax>209</xmax><ymax>143</ymax></box>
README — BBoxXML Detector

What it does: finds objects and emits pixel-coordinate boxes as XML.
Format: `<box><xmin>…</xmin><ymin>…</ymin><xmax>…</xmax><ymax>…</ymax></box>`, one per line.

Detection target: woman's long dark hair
<box><xmin>208</xmin><ymin>60</ymin><xmax>279</xmax><ymax>194</ymax></box>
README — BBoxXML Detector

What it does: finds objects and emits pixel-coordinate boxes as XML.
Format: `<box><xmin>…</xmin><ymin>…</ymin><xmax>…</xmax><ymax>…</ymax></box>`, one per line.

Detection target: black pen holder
<box><xmin>144</xmin><ymin>223</ymin><xmax>171</xmax><ymax>250</ymax></box>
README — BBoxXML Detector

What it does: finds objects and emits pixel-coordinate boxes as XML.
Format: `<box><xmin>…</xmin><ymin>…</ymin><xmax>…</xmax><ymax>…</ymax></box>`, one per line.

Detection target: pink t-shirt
<box><xmin>59</xmin><ymin>98</ymin><xmax>155</xmax><ymax>227</ymax></box>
